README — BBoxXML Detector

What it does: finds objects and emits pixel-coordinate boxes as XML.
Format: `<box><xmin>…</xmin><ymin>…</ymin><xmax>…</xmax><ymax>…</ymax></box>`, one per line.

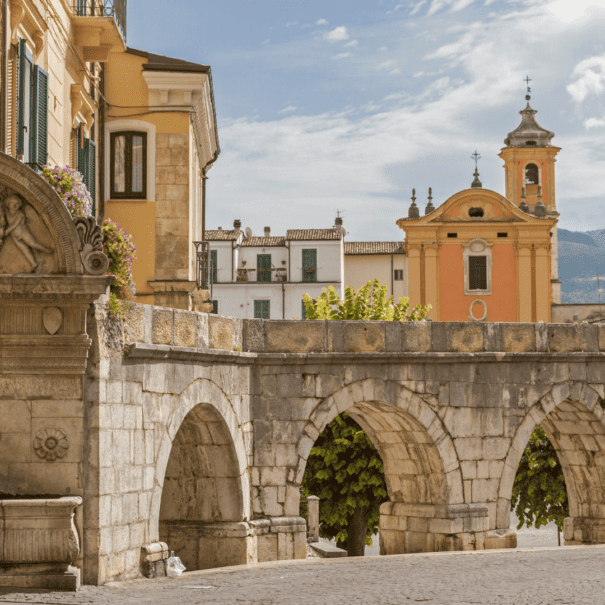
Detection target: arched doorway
<box><xmin>156</xmin><ymin>401</ymin><xmax>250</xmax><ymax>570</ymax></box>
<box><xmin>294</xmin><ymin>380</ymin><xmax>474</xmax><ymax>554</ymax></box>
<box><xmin>501</xmin><ymin>393</ymin><xmax>605</xmax><ymax>545</ymax></box>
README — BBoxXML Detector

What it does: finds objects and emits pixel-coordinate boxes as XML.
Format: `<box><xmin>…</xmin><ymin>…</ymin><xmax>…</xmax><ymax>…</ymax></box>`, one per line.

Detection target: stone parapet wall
<box><xmin>121</xmin><ymin>303</ymin><xmax>605</xmax><ymax>355</ymax></box>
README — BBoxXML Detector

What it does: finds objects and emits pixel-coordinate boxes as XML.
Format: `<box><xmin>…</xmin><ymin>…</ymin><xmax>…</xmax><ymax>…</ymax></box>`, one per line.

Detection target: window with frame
<box><xmin>254</xmin><ymin>300</ymin><xmax>270</xmax><ymax>319</ymax></box>
<box><xmin>257</xmin><ymin>254</ymin><xmax>271</xmax><ymax>282</ymax></box>
<box><xmin>525</xmin><ymin>163</ymin><xmax>539</xmax><ymax>185</ymax></box>
<box><xmin>302</xmin><ymin>248</ymin><xmax>317</xmax><ymax>282</ymax></box>
<box><xmin>211</xmin><ymin>300</ymin><xmax>218</xmax><ymax>314</ymax></box>
<box><xmin>468</xmin><ymin>256</ymin><xmax>487</xmax><ymax>290</ymax></box>
<box><xmin>110</xmin><ymin>131</ymin><xmax>147</xmax><ymax>199</ymax></box>
<box><xmin>76</xmin><ymin>125</ymin><xmax>97</xmax><ymax>215</ymax></box>
<box><xmin>16</xmin><ymin>39</ymin><xmax>49</xmax><ymax>170</ymax></box>
<box><xmin>394</xmin><ymin>269</ymin><xmax>404</xmax><ymax>281</ymax></box>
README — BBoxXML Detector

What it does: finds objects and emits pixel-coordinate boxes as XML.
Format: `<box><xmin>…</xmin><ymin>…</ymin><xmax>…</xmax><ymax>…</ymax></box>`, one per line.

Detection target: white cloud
<box><xmin>567</xmin><ymin>54</ymin><xmax>605</xmax><ymax>104</ymax></box>
<box><xmin>378</xmin><ymin>60</ymin><xmax>395</xmax><ymax>70</ymax></box>
<box><xmin>261</xmin><ymin>39</ymin><xmax>270</xmax><ymax>45</ymax></box>
<box><xmin>547</xmin><ymin>0</ymin><xmax>605</xmax><ymax>24</ymax></box>
<box><xmin>278</xmin><ymin>105</ymin><xmax>297</xmax><ymax>114</ymax></box>
<box><xmin>410</xmin><ymin>0</ymin><xmax>426</xmax><ymax>15</ymax></box>
<box><xmin>333</xmin><ymin>53</ymin><xmax>351</xmax><ymax>60</ymax></box>
<box><xmin>316</xmin><ymin>18</ymin><xmax>328</xmax><ymax>25</ymax></box>
<box><xmin>383</xmin><ymin>92</ymin><xmax>407</xmax><ymax>101</ymax></box>
<box><xmin>325</xmin><ymin>26</ymin><xmax>350</xmax><ymax>42</ymax></box>
<box><xmin>344</xmin><ymin>40</ymin><xmax>358</xmax><ymax>47</ymax></box>
<box><xmin>286</xmin><ymin>21</ymin><xmax>297</xmax><ymax>27</ymax></box>
<box><xmin>389</xmin><ymin>68</ymin><xmax>401</xmax><ymax>75</ymax></box>
<box><xmin>379</xmin><ymin>46</ymin><xmax>388</xmax><ymax>51</ymax></box>
<box><xmin>585</xmin><ymin>117</ymin><xmax>605</xmax><ymax>130</ymax></box>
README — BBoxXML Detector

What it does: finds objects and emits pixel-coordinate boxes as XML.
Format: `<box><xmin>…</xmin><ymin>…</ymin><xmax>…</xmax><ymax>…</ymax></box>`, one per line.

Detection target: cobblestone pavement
<box><xmin>1</xmin><ymin>545</ymin><xmax>605</xmax><ymax>605</ymax></box>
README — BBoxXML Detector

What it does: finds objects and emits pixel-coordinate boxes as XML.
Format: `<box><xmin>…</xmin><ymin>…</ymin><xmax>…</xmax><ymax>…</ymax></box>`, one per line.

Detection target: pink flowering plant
<box><xmin>41</xmin><ymin>165</ymin><xmax>138</xmax><ymax>318</ymax></box>
<box><xmin>41</xmin><ymin>165</ymin><xmax>93</xmax><ymax>218</ymax></box>
<box><xmin>102</xmin><ymin>219</ymin><xmax>137</xmax><ymax>318</ymax></box>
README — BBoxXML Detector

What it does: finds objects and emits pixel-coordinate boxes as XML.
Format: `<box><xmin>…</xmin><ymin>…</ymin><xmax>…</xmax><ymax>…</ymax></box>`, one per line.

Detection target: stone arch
<box><xmin>293</xmin><ymin>378</ymin><xmax>462</xmax><ymax>507</ymax></box>
<box><xmin>498</xmin><ymin>381</ymin><xmax>605</xmax><ymax>541</ymax></box>
<box><xmin>148</xmin><ymin>379</ymin><xmax>249</xmax><ymax>569</ymax></box>
<box><xmin>0</xmin><ymin>153</ymin><xmax>83</xmax><ymax>274</ymax></box>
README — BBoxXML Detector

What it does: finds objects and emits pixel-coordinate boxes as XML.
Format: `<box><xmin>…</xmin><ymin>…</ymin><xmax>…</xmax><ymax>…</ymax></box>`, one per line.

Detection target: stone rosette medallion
<box><xmin>33</xmin><ymin>428</ymin><xmax>69</xmax><ymax>461</ymax></box>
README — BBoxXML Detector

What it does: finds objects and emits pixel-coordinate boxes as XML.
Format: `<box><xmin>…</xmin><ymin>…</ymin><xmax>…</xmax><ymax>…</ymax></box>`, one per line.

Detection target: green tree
<box><xmin>301</xmin><ymin>280</ymin><xmax>431</xmax><ymax>556</ymax></box>
<box><xmin>302</xmin><ymin>413</ymin><xmax>388</xmax><ymax>556</ymax></box>
<box><xmin>303</xmin><ymin>279</ymin><xmax>430</xmax><ymax>321</ymax></box>
<box><xmin>512</xmin><ymin>426</ymin><xmax>568</xmax><ymax>532</ymax></box>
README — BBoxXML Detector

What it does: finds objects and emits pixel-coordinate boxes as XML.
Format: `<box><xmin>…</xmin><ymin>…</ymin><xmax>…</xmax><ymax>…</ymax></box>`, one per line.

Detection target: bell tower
<box><xmin>498</xmin><ymin>78</ymin><xmax>561</xmax><ymax>212</ymax></box>
<box><xmin>498</xmin><ymin>78</ymin><xmax>562</xmax><ymax>303</ymax></box>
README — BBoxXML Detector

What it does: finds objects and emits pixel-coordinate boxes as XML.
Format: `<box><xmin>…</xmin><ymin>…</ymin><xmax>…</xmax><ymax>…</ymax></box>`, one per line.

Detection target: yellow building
<box><xmin>1</xmin><ymin>1</ymin><xmax>219</xmax><ymax>310</ymax></box>
<box><xmin>102</xmin><ymin>48</ymin><xmax>219</xmax><ymax>309</ymax></box>
<box><xmin>397</xmin><ymin>97</ymin><xmax>559</xmax><ymax>322</ymax></box>
<box><xmin>344</xmin><ymin>241</ymin><xmax>407</xmax><ymax>299</ymax></box>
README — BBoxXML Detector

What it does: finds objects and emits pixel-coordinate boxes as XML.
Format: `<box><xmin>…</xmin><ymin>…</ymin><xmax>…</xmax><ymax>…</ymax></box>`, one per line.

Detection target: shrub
<box><xmin>102</xmin><ymin>219</ymin><xmax>137</xmax><ymax>318</ymax></box>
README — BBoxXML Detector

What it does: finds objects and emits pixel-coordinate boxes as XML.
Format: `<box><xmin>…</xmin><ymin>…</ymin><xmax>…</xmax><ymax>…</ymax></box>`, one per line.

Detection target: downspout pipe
<box><xmin>98</xmin><ymin>65</ymin><xmax>106</xmax><ymax>222</ymax></box>
<box><xmin>201</xmin><ymin>148</ymin><xmax>219</xmax><ymax>242</ymax></box>
<box><xmin>1</xmin><ymin>0</ymin><xmax>8</xmax><ymax>153</ymax></box>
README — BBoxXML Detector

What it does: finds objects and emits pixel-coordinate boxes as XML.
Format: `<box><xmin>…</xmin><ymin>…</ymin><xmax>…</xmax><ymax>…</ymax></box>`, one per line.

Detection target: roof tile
<box><xmin>345</xmin><ymin>241</ymin><xmax>406</xmax><ymax>255</ymax></box>
<box><xmin>286</xmin><ymin>229</ymin><xmax>342</xmax><ymax>241</ymax></box>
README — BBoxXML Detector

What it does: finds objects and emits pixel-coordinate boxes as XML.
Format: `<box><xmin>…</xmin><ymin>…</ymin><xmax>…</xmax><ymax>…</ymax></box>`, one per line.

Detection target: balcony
<box><xmin>193</xmin><ymin>241</ymin><xmax>214</xmax><ymax>292</ymax></box>
<box><xmin>72</xmin><ymin>0</ymin><xmax>127</xmax><ymax>61</ymax></box>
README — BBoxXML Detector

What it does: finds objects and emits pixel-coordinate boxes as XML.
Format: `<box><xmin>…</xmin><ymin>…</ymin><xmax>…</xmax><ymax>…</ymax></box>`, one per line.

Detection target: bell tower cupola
<box><xmin>498</xmin><ymin>78</ymin><xmax>561</xmax><ymax>214</ymax></box>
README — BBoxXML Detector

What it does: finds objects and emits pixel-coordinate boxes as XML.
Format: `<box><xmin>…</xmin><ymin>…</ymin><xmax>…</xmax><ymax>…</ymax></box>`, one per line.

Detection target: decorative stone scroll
<box><xmin>73</xmin><ymin>216</ymin><xmax>109</xmax><ymax>275</ymax></box>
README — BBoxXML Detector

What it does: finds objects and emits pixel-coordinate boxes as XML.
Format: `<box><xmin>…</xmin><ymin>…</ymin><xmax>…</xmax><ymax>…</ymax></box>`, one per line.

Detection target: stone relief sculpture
<box><xmin>0</xmin><ymin>188</ymin><xmax>56</xmax><ymax>274</ymax></box>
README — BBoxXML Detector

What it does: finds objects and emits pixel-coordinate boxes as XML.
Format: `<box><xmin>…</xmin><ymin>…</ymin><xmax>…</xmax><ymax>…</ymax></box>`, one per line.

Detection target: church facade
<box><xmin>398</xmin><ymin>97</ymin><xmax>560</xmax><ymax>322</ymax></box>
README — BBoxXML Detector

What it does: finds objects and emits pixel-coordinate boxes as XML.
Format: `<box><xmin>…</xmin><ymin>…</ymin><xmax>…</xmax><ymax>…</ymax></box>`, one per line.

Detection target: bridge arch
<box><xmin>148</xmin><ymin>378</ymin><xmax>250</xmax><ymax>570</ymax></box>
<box><xmin>498</xmin><ymin>381</ymin><xmax>605</xmax><ymax>542</ymax></box>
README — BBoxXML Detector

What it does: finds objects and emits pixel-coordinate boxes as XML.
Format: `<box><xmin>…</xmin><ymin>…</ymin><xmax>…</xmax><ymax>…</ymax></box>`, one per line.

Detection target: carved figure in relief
<box><xmin>3</xmin><ymin>194</ymin><xmax>53</xmax><ymax>269</ymax></box>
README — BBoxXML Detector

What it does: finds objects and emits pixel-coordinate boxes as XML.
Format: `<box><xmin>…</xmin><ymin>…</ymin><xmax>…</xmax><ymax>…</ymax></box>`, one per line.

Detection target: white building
<box><xmin>206</xmin><ymin>219</ymin><xmax>345</xmax><ymax>319</ymax></box>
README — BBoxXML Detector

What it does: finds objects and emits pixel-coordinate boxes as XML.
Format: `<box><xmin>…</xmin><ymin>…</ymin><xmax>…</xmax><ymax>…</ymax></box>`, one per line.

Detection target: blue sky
<box><xmin>129</xmin><ymin>0</ymin><xmax>605</xmax><ymax>241</ymax></box>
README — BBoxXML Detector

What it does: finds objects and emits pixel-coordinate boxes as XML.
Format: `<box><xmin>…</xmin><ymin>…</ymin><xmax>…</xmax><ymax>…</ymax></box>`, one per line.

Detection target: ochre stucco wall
<box><xmin>438</xmin><ymin>241</ymin><xmax>517</xmax><ymax>322</ymax></box>
<box><xmin>345</xmin><ymin>254</ymin><xmax>406</xmax><ymax>298</ymax></box>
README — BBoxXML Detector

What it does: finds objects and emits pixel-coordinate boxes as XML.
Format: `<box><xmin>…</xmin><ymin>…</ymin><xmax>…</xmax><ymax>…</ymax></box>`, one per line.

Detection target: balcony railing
<box><xmin>75</xmin><ymin>0</ymin><xmax>127</xmax><ymax>41</ymax></box>
<box><xmin>193</xmin><ymin>241</ymin><xmax>214</xmax><ymax>293</ymax></box>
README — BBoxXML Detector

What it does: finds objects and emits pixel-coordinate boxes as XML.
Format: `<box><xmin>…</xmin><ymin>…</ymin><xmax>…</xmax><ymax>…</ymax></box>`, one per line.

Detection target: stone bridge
<box><xmin>2</xmin><ymin>153</ymin><xmax>605</xmax><ymax>587</ymax></box>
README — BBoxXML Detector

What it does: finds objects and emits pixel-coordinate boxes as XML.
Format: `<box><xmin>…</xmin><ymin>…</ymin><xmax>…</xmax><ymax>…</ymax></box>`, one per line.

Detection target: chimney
<box><xmin>218</xmin><ymin>226</ymin><xmax>222</xmax><ymax>230</ymax></box>
<box><xmin>234</xmin><ymin>219</ymin><xmax>242</xmax><ymax>232</ymax></box>
<box><xmin>264</xmin><ymin>226</ymin><xmax>271</xmax><ymax>237</ymax></box>
<box><xmin>335</xmin><ymin>216</ymin><xmax>343</xmax><ymax>227</ymax></box>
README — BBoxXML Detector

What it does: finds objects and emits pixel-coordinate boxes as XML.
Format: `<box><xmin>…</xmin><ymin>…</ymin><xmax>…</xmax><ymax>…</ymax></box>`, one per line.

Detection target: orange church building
<box><xmin>397</xmin><ymin>96</ymin><xmax>560</xmax><ymax>322</ymax></box>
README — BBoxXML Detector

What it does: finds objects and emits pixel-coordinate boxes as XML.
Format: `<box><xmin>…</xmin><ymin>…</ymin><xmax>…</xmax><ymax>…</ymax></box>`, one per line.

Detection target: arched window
<box><xmin>525</xmin><ymin>163</ymin><xmax>539</xmax><ymax>185</ymax></box>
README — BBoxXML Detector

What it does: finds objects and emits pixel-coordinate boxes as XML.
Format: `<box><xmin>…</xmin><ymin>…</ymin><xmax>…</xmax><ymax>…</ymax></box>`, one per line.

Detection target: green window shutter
<box><xmin>302</xmin><ymin>249</ymin><xmax>317</xmax><ymax>282</ymax></box>
<box><xmin>76</xmin><ymin>126</ymin><xmax>85</xmax><ymax>176</ymax></box>
<box><xmin>257</xmin><ymin>254</ymin><xmax>271</xmax><ymax>282</ymax></box>
<box><xmin>211</xmin><ymin>300</ymin><xmax>218</xmax><ymax>314</ymax></box>
<box><xmin>301</xmin><ymin>300</ymin><xmax>306</xmax><ymax>319</ymax></box>
<box><xmin>16</xmin><ymin>39</ymin><xmax>27</xmax><ymax>156</ymax></box>
<box><xmin>30</xmin><ymin>65</ymin><xmax>49</xmax><ymax>169</ymax></box>
<box><xmin>254</xmin><ymin>300</ymin><xmax>270</xmax><ymax>319</ymax></box>
<box><xmin>210</xmin><ymin>250</ymin><xmax>217</xmax><ymax>283</ymax></box>
<box><xmin>85</xmin><ymin>138</ymin><xmax>97</xmax><ymax>215</ymax></box>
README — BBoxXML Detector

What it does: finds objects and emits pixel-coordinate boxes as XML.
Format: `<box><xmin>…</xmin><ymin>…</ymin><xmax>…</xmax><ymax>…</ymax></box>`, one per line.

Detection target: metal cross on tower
<box><xmin>524</xmin><ymin>76</ymin><xmax>532</xmax><ymax>101</ymax></box>
<box><xmin>471</xmin><ymin>150</ymin><xmax>481</xmax><ymax>170</ymax></box>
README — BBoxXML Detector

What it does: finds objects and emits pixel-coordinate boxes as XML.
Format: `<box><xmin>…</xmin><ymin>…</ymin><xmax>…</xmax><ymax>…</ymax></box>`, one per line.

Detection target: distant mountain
<box><xmin>558</xmin><ymin>229</ymin><xmax>605</xmax><ymax>303</ymax></box>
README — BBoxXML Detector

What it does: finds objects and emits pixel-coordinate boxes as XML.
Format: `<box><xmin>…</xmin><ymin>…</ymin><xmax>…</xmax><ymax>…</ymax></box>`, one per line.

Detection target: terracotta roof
<box><xmin>205</xmin><ymin>229</ymin><xmax>240</xmax><ymax>241</ymax></box>
<box><xmin>345</xmin><ymin>242</ymin><xmax>405</xmax><ymax>255</ymax></box>
<box><xmin>241</xmin><ymin>236</ymin><xmax>286</xmax><ymax>247</ymax></box>
<box><xmin>286</xmin><ymin>229</ymin><xmax>342</xmax><ymax>241</ymax></box>
<box><xmin>127</xmin><ymin>48</ymin><xmax>209</xmax><ymax>73</ymax></box>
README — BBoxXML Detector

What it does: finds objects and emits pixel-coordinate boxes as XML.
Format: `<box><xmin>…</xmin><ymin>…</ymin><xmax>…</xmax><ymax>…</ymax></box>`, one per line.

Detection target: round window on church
<box><xmin>468</xmin><ymin>207</ymin><xmax>484</xmax><ymax>218</ymax></box>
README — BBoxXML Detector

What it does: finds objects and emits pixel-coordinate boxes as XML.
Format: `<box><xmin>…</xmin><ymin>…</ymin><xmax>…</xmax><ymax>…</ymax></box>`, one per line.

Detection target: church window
<box><xmin>469</xmin><ymin>207</ymin><xmax>484</xmax><ymax>218</ymax></box>
<box><xmin>526</xmin><ymin>141</ymin><xmax>537</xmax><ymax>146</ymax></box>
<box><xmin>447</xmin><ymin>233</ymin><xmax>458</xmax><ymax>238</ymax></box>
<box><xmin>469</xmin><ymin>256</ymin><xmax>487</xmax><ymax>290</ymax></box>
<box><xmin>525</xmin><ymin>163</ymin><xmax>539</xmax><ymax>185</ymax></box>
<box><xmin>497</xmin><ymin>232</ymin><xmax>508</xmax><ymax>238</ymax></box>
<box><xmin>463</xmin><ymin>239</ymin><xmax>493</xmax><ymax>295</ymax></box>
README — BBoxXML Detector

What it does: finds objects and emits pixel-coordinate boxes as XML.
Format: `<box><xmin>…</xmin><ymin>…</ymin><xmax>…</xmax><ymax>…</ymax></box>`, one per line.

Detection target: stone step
<box><xmin>309</xmin><ymin>542</ymin><xmax>348</xmax><ymax>558</ymax></box>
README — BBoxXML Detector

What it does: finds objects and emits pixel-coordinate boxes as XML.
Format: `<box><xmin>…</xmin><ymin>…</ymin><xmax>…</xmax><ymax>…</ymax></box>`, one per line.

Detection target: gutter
<box><xmin>1</xmin><ymin>0</ymin><xmax>8</xmax><ymax>153</ymax></box>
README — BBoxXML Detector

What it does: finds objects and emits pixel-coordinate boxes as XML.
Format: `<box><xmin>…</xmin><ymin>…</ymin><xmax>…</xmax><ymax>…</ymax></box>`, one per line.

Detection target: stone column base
<box><xmin>160</xmin><ymin>521</ymin><xmax>256</xmax><ymax>571</ymax></box>
<box><xmin>250</xmin><ymin>517</ymin><xmax>307</xmax><ymax>563</ymax></box>
<box><xmin>149</xmin><ymin>281</ymin><xmax>197</xmax><ymax>310</ymax></box>
<box><xmin>564</xmin><ymin>517</ymin><xmax>605</xmax><ymax>544</ymax></box>
<box><xmin>141</xmin><ymin>542</ymin><xmax>169</xmax><ymax>578</ymax></box>
<box><xmin>485</xmin><ymin>529</ymin><xmax>518</xmax><ymax>549</ymax></box>
<box><xmin>379</xmin><ymin>502</ymin><xmax>491</xmax><ymax>554</ymax></box>
<box><xmin>0</xmin><ymin>565</ymin><xmax>80</xmax><ymax>591</ymax></box>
